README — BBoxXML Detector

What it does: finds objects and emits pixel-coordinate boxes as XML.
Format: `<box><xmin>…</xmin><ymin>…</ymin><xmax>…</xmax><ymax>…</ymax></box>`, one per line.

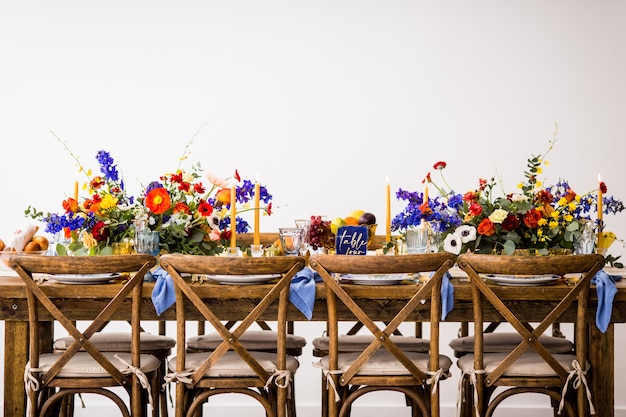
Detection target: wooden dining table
<box><xmin>0</xmin><ymin>266</ymin><xmax>625</xmax><ymax>417</ymax></box>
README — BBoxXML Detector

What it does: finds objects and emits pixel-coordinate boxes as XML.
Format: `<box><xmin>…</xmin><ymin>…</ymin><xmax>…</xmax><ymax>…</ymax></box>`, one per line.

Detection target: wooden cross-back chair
<box><xmin>9</xmin><ymin>254</ymin><xmax>161</xmax><ymax>417</ymax></box>
<box><xmin>455</xmin><ymin>253</ymin><xmax>605</xmax><ymax>417</ymax></box>
<box><xmin>310</xmin><ymin>252</ymin><xmax>456</xmax><ymax>417</ymax></box>
<box><xmin>159</xmin><ymin>254</ymin><xmax>306</xmax><ymax>417</ymax></box>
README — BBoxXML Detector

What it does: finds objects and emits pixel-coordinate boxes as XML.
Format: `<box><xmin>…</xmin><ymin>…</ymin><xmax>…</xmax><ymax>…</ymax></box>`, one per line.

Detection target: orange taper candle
<box><xmin>386</xmin><ymin>177</ymin><xmax>391</xmax><ymax>241</ymax></box>
<box><xmin>597</xmin><ymin>174</ymin><xmax>603</xmax><ymax>250</ymax></box>
<box><xmin>254</xmin><ymin>179</ymin><xmax>260</xmax><ymax>245</ymax></box>
<box><xmin>230</xmin><ymin>184</ymin><xmax>237</xmax><ymax>249</ymax></box>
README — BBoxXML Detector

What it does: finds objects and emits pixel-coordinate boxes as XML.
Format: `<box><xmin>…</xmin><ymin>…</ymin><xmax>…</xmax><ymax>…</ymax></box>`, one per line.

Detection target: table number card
<box><xmin>335</xmin><ymin>226</ymin><xmax>368</xmax><ymax>255</ymax></box>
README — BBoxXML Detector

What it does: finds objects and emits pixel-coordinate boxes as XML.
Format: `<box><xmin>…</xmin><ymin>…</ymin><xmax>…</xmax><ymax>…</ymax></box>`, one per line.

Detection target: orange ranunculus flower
<box><xmin>419</xmin><ymin>202</ymin><xmax>432</xmax><ymax>215</ymax></box>
<box><xmin>173</xmin><ymin>202</ymin><xmax>191</xmax><ymax>214</ymax></box>
<box><xmin>63</xmin><ymin>198</ymin><xmax>79</xmax><ymax>213</ymax></box>
<box><xmin>146</xmin><ymin>187</ymin><xmax>171</xmax><ymax>214</ymax></box>
<box><xmin>477</xmin><ymin>218</ymin><xmax>496</xmax><ymax>236</ymax></box>
<box><xmin>563</xmin><ymin>188</ymin><xmax>577</xmax><ymax>203</ymax></box>
<box><xmin>523</xmin><ymin>208</ymin><xmax>543</xmax><ymax>229</ymax></box>
<box><xmin>215</xmin><ymin>187</ymin><xmax>231</xmax><ymax>204</ymax></box>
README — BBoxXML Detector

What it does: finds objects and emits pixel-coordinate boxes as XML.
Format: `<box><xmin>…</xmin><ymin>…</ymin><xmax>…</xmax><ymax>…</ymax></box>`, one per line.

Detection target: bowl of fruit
<box><xmin>299</xmin><ymin>212</ymin><xmax>380</xmax><ymax>252</ymax></box>
<box><xmin>0</xmin><ymin>231</ymin><xmax>49</xmax><ymax>271</ymax></box>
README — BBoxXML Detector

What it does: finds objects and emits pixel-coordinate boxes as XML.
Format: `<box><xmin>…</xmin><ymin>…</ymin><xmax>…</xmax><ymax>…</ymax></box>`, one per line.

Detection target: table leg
<box><xmin>589</xmin><ymin>322</ymin><xmax>614</xmax><ymax>417</ymax></box>
<box><xmin>4</xmin><ymin>321</ymin><xmax>28</xmax><ymax>417</ymax></box>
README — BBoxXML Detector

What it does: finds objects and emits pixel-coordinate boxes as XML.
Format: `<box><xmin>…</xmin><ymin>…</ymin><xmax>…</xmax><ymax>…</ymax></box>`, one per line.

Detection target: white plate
<box><xmin>204</xmin><ymin>274</ymin><xmax>281</xmax><ymax>285</ymax></box>
<box><xmin>340</xmin><ymin>273</ymin><xmax>412</xmax><ymax>286</ymax></box>
<box><xmin>485</xmin><ymin>274</ymin><xmax>560</xmax><ymax>286</ymax></box>
<box><xmin>603</xmin><ymin>267</ymin><xmax>626</xmax><ymax>280</ymax></box>
<box><xmin>49</xmin><ymin>273</ymin><xmax>121</xmax><ymax>285</ymax></box>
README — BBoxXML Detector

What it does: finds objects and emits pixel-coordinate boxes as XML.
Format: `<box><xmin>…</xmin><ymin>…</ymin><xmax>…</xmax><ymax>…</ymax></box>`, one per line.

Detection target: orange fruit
<box><xmin>31</xmin><ymin>235</ymin><xmax>49</xmax><ymax>251</ymax></box>
<box><xmin>0</xmin><ymin>238</ymin><xmax>4</xmax><ymax>252</ymax></box>
<box><xmin>344</xmin><ymin>217</ymin><xmax>359</xmax><ymax>226</ymax></box>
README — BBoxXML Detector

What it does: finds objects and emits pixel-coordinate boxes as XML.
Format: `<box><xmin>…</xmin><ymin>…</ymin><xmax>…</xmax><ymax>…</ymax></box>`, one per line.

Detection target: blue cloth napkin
<box><xmin>151</xmin><ymin>267</ymin><xmax>176</xmax><ymax>316</ymax></box>
<box><xmin>441</xmin><ymin>271</ymin><xmax>454</xmax><ymax>321</ymax></box>
<box><xmin>591</xmin><ymin>270</ymin><xmax>619</xmax><ymax>333</ymax></box>
<box><xmin>289</xmin><ymin>267</ymin><xmax>322</xmax><ymax>320</ymax></box>
<box><xmin>430</xmin><ymin>271</ymin><xmax>454</xmax><ymax>321</ymax></box>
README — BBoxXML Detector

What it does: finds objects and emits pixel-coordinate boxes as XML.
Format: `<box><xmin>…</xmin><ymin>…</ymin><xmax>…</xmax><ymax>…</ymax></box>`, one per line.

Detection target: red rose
<box><xmin>469</xmin><ymin>203</ymin><xmax>483</xmax><ymax>216</ymax></box>
<box><xmin>477</xmin><ymin>218</ymin><xmax>496</xmax><ymax>236</ymax></box>
<box><xmin>463</xmin><ymin>192</ymin><xmax>477</xmax><ymax>203</ymax></box>
<box><xmin>600</xmin><ymin>181</ymin><xmax>607</xmax><ymax>193</ymax></box>
<box><xmin>91</xmin><ymin>221</ymin><xmax>109</xmax><ymax>242</ymax></box>
<box><xmin>523</xmin><ymin>208</ymin><xmax>543</xmax><ymax>229</ymax></box>
<box><xmin>501</xmin><ymin>214</ymin><xmax>520</xmax><ymax>232</ymax></box>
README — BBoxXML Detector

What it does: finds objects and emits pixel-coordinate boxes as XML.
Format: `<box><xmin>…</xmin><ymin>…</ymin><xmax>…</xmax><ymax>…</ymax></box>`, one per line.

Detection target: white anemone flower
<box><xmin>456</xmin><ymin>225</ymin><xmax>477</xmax><ymax>243</ymax></box>
<box><xmin>443</xmin><ymin>232</ymin><xmax>462</xmax><ymax>255</ymax></box>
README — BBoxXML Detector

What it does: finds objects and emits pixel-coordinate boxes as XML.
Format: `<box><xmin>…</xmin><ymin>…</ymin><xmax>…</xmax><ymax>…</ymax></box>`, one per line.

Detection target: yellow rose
<box><xmin>488</xmin><ymin>209</ymin><xmax>508</xmax><ymax>224</ymax></box>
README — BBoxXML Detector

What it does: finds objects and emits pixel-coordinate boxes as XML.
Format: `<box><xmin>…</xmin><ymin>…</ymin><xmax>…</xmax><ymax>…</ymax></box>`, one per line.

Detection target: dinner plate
<box><xmin>204</xmin><ymin>274</ymin><xmax>281</xmax><ymax>285</ymax></box>
<box><xmin>340</xmin><ymin>273</ymin><xmax>412</xmax><ymax>286</ymax></box>
<box><xmin>49</xmin><ymin>273</ymin><xmax>121</xmax><ymax>285</ymax></box>
<box><xmin>603</xmin><ymin>267</ymin><xmax>625</xmax><ymax>281</ymax></box>
<box><xmin>485</xmin><ymin>274</ymin><xmax>560</xmax><ymax>286</ymax></box>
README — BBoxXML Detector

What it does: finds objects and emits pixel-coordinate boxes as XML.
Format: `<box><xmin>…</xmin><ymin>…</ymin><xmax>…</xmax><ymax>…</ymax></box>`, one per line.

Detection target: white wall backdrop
<box><xmin>1</xmin><ymin>1</ymin><xmax>625</xmax><ymax>416</ymax></box>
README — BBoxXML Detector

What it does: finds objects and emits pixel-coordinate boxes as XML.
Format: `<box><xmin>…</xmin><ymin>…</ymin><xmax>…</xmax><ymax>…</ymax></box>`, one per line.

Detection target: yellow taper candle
<box><xmin>73</xmin><ymin>180</ymin><xmax>79</xmax><ymax>201</ymax></box>
<box><xmin>386</xmin><ymin>177</ymin><xmax>391</xmax><ymax>241</ymax></box>
<box><xmin>597</xmin><ymin>174</ymin><xmax>603</xmax><ymax>250</ymax></box>
<box><xmin>230</xmin><ymin>184</ymin><xmax>237</xmax><ymax>249</ymax></box>
<box><xmin>424</xmin><ymin>184</ymin><xmax>429</xmax><ymax>204</ymax></box>
<box><xmin>254</xmin><ymin>179</ymin><xmax>260</xmax><ymax>245</ymax></box>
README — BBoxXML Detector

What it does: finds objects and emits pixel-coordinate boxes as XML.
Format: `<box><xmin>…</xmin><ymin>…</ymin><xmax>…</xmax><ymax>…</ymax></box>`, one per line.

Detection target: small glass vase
<box><xmin>574</xmin><ymin>220</ymin><xmax>596</xmax><ymax>255</ymax></box>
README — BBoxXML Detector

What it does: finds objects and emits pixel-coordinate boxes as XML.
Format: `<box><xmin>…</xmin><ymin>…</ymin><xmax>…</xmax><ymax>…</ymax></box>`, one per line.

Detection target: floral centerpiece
<box><xmin>26</xmin><ymin>133</ymin><xmax>274</xmax><ymax>256</ymax></box>
<box><xmin>134</xmin><ymin>165</ymin><xmax>273</xmax><ymax>256</ymax></box>
<box><xmin>26</xmin><ymin>138</ymin><xmax>136</xmax><ymax>255</ymax></box>
<box><xmin>393</xmin><ymin>134</ymin><xmax>624</xmax><ymax>258</ymax></box>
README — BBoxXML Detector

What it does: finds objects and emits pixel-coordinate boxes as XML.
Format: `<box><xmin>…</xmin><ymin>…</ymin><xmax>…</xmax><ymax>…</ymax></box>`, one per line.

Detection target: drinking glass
<box><xmin>135</xmin><ymin>230</ymin><xmax>160</xmax><ymax>256</ymax></box>
<box><xmin>279</xmin><ymin>227</ymin><xmax>305</xmax><ymax>256</ymax></box>
<box><xmin>406</xmin><ymin>225</ymin><xmax>430</xmax><ymax>254</ymax></box>
<box><xmin>294</xmin><ymin>219</ymin><xmax>311</xmax><ymax>254</ymax></box>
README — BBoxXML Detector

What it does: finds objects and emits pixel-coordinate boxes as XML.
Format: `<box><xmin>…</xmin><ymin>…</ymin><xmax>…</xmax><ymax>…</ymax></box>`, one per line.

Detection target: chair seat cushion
<box><xmin>33</xmin><ymin>352</ymin><xmax>161</xmax><ymax>377</ymax></box>
<box><xmin>457</xmin><ymin>351</ymin><xmax>587</xmax><ymax>377</ymax></box>
<box><xmin>168</xmin><ymin>351</ymin><xmax>300</xmax><ymax>377</ymax></box>
<box><xmin>449</xmin><ymin>333</ymin><xmax>574</xmax><ymax>354</ymax></box>
<box><xmin>320</xmin><ymin>351</ymin><xmax>452</xmax><ymax>376</ymax></box>
<box><xmin>313</xmin><ymin>335</ymin><xmax>430</xmax><ymax>353</ymax></box>
<box><xmin>186</xmin><ymin>330</ymin><xmax>306</xmax><ymax>351</ymax></box>
<box><xmin>54</xmin><ymin>332</ymin><xmax>176</xmax><ymax>352</ymax></box>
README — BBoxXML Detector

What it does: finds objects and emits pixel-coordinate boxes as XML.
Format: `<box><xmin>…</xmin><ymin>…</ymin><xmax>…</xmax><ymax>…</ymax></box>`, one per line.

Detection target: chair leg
<box><xmin>287</xmin><ymin>373</ymin><xmax>297</xmax><ymax>417</ymax></box>
<box><xmin>321</xmin><ymin>373</ymin><xmax>328</xmax><ymax>417</ymax></box>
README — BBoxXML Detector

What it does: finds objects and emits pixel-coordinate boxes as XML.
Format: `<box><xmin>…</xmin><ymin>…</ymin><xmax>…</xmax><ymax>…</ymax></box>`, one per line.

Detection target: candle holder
<box><xmin>250</xmin><ymin>244</ymin><xmax>264</xmax><ymax>257</ymax></box>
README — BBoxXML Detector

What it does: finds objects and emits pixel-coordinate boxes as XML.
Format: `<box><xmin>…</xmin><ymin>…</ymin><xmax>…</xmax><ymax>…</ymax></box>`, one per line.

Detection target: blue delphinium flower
<box><xmin>96</xmin><ymin>150</ymin><xmax>119</xmax><ymax>182</ymax></box>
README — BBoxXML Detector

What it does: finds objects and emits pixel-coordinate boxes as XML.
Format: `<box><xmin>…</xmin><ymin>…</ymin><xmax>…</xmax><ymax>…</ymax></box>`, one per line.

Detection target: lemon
<box><xmin>330</xmin><ymin>217</ymin><xmax>346</xmax><ymax>235</ymax></box>
<box><xmin>348</xmin><ymin>210</ymin><xmax>365</xmax><ymax>220</ymax></box>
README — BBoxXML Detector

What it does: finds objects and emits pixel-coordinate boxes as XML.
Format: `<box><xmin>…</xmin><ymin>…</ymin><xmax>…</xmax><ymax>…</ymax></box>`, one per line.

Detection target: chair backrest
<box><xmin>456</xmin><ymin>253</ymin><xmax>604</xmax><ymax>386</ymax></box>
<box><xmin>309</xmin><ymin>253</ymin><xmax>456</xmax><ymax>407</ymax></box>
<box><xmin>9</xmin><ymin>254</ymin><xmax>155</xmax><ymax>393</ymax></box>
<box><xmin>159</xmin><ymin>254</ymin><xmax>306</xmax><ymax>387</ymax></box>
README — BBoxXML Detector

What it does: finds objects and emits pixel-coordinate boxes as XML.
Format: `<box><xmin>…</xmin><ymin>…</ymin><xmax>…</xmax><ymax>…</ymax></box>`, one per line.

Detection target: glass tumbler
<box><xmin>279</xmin><ymin>227</ymin><xmax>305</xmax><ymax>256</ymax></box>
